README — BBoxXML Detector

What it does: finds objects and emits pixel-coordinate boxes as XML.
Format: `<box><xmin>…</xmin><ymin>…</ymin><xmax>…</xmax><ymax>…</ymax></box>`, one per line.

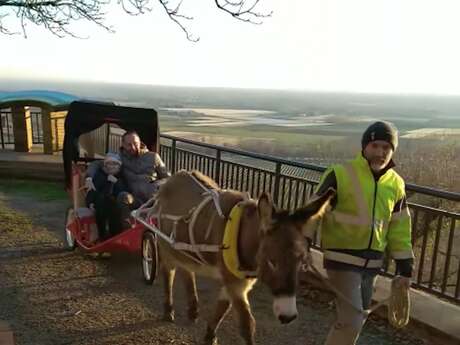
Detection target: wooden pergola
<box><xmin>0</xmin><ymin>90</ymin><xmax>78</xmax><ymax>154</ymax></box>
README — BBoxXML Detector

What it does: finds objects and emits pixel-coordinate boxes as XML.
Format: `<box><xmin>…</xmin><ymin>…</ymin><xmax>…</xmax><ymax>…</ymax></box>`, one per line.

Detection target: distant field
<box><xmin>159</xmin><ymin>107</ymin><xmax>460</xmax><ymax>192</ymax></box>
<box><xmin>401</xmin><ymin>128</ymin><xmax>460</xmax><ymax>139</ymax></box>
<box><xmin>159</xmin><ymin>106</ymin><xmax>460</xmax><ymax>156</ymax></box>
<box><xmin>159</xmin><ymin>105</ymin><xmax>460</xmax><ymax>132</ymax></box>
<box><xmin>161</xmin><ymin>107</ymin><xmax>334</xmax><ymax>128</ymax></box>
<box><xmin>164</xmin><ymin>130</ymin><xmax>344</xmax><ymax>148</ymax></box>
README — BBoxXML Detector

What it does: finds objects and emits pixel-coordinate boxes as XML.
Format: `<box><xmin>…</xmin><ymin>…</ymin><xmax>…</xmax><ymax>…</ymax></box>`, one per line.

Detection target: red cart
<box><xmin>62</xmin><ymin>101</ymin><xmax>160</xmax><ymax>282</ymax></box>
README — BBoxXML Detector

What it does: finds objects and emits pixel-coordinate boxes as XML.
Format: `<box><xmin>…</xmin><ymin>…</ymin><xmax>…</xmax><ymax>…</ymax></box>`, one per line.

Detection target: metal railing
<box><xmin>0</xmin><ymin>111</ymin><xmax>14</xmax><ymax>148</ymax></box>
<box><xmin>30</xmin><ymin>111</ymin><xmax>43</xmax><ymax>144</ymax></box>
<box><xmin>0</xmin><ymin>110</ymin><xmax>44</xmax><ymax>146</ymax></box>
<box><xmin>0</xmin><ymin>109</ymin><xmax>43</xmax><ymax>145</ymax></box>
<box><xmin>0</xmin><ymin>109</ymin><xmax>67</xmax><ymax>150</ymax></box>
<box><xmin>159</xmin><ymin>134</ymin><xmax>460</xmax><ymax>303</ymax></box>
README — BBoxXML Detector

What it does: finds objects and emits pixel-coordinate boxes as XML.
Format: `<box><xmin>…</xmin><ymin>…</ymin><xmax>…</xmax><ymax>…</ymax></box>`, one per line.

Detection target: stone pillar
<box><xmin>12</xmin><ymin>105</ymin><xmax>33</xmax><ymax>152</ymax></box>
<box><xmin>42</xmin><ymin>107</ymin><xmax>53</xmax><ymax>154</ymax></box>
<box><xmin>50</xmin><ymin>110</ymin><xmax>67</xmax><ymax>151</ymax></box>
<box><xmin>42</xmin><ymin>108</ymin><xmax>67</xmax><ymax>154</ymax></box>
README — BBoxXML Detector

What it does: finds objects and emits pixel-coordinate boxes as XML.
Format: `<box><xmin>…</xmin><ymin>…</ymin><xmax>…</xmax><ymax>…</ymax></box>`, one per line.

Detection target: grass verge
<box><xmin>0</xmin><ymin>179</ymin><xmax>67</xmax><ymax>201</ymax></box>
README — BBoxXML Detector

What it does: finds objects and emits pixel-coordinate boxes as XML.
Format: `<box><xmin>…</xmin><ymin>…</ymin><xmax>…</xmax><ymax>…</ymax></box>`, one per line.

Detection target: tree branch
<box><xmin>0</xmin><ymin>0</ymin><xmax>271</xmax><ymax>40</ymax></box>
<box><xmin>214</xmin><ymin>0</ymin><xmax>272</xmax><ymax>24</ymax></box>
<box><xmin>157</xmin><ymin>0</ymin><xmax>198</xmax><ymax>42</ymax></box>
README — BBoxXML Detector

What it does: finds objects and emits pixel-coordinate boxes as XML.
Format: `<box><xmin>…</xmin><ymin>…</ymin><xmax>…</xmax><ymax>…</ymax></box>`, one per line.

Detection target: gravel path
<box><xmin>0</xmin><ymin>191</ymin><xmax>430</xmax><ymax>345</ymax></box>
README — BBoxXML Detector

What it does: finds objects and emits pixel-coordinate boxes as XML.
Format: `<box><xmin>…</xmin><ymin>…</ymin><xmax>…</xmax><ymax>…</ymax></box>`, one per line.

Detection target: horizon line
<box><xmin>2</xmin><ymin>77</ymin><xmax>460</xmax><ymax>98</ymax></box>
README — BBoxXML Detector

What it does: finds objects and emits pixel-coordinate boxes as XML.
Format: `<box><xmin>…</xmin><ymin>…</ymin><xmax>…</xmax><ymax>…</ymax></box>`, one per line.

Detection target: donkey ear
<box><xmin>257</xmin><ymin>192</ymin><xmax>275</xmax><ymax>233</ymax></box>
<box><xmin>291</xmin><ymin>188</ymin><xmax>336</xmax><ymax>236</ymax></box>
<box><xmin>304</xmin><ymin>188</ymin><xmax>336</xmax><ymax>215</ymax></box>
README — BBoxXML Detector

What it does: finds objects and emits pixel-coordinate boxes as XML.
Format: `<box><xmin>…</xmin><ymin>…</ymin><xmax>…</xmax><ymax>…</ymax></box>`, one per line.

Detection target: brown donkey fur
<box><xmin>154</xmin><ymin>170</ymin><xmax>335</xmax><ymax>345</ymax></box>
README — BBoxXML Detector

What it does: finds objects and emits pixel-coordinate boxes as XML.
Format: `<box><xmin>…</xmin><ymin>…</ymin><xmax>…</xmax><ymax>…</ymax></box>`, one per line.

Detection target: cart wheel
<box><xmin>142</xmin><ymin>231</ymin><xmax>158</xmax><ymax>285</ymax></box>
<box><xmin>64</xmin><ymin>207</ymin><xmax>77</xmax><ymax>250</ymax></box>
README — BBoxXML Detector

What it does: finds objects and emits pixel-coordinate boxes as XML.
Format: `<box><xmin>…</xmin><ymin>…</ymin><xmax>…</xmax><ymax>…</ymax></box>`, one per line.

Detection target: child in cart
<box><xmin>85</xmin><ymin>153</ymin><xmax>126</xmax><ymax>241</ymax></box>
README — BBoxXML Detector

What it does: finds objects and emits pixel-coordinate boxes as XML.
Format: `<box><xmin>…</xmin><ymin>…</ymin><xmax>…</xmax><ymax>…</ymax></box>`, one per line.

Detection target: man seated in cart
<box><xmin>86</xmin><ymin>131</ymin><xmax>170</xmax><ymax>230</ymax></box>
<box><xmin>118</xmin><ymin>131</ymin><xmax>170</xmax><ymax>201</ymax></box>
<box><xmin>85</xmin><ymin>152</ymin><xmax>127</xmax><ymax>240</ymax></box>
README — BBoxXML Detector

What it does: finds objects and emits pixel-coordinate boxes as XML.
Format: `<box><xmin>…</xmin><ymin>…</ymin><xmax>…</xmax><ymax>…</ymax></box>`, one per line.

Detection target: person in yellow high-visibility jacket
<box><xmin>314</xmin><ymin>121</ymin><xmax>414</xmax><ymax>345</ymax></box>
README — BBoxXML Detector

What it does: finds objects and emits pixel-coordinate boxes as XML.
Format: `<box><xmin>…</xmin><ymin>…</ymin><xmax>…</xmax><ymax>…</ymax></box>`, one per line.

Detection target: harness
<box><xmin>132</xmin><ymin>172</ymin><xmax>256</xmax><ymax>278</ymax></box>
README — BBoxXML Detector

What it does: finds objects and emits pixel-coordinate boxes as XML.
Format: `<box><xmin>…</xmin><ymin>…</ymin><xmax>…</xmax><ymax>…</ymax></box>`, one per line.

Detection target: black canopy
<box><xmin>63</xmin><ymin>100</ymin><xmax>159</xmax><ymax>188</ymax></box>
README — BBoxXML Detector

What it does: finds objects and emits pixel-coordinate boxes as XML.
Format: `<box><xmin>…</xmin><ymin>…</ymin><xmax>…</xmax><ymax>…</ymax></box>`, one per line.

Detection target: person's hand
<box><xmin>107</xmin><ymin>175</ymin><xmax>118</xmax><ymax>183</ymax></box>
<box><xmin>85</xmin><ymin>177</ymin><xmax>96</xmax><ymax>191</ymax></box>
<box><xmin>394</xmin><ymin>276</ymin><xmax>411</xmax><ymax>289</ymax></box>
<box><xmin>146</xmin><ymin>175</ymin><xmax>156</xmax><ymax>183</ymax></box>
<box><xmin>89</xmin><ymin>203</ymin><xmax>95</xmax><ymax>210</ymax></box>
<box><xmin>297</xmin><ymin>251</ymin><xmax>313</xmax><ymax>273</ymax></box>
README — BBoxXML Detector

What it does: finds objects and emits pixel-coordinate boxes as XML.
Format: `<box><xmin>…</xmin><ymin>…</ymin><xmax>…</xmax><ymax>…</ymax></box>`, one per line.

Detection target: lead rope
<box><xmin>387</xmin><ymin>277</ymin><xmax>410</xmax><ymax>328</ymax></box>
<box><xmin>306</xmin><ymin>263</ymin><xmax>410</xmax><ymax>328</ymax></box>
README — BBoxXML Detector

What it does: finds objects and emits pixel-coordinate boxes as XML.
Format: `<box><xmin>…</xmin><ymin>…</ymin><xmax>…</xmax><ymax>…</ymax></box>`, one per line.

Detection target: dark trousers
<box><xmin>92</xmin><ymin>194</ymin><xmax>123</xmax><ymax>239</ymax></box>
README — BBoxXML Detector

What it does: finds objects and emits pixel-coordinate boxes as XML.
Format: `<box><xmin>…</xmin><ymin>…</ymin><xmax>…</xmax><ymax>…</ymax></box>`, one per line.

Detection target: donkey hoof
<box><xmin>162</xmin><ymin>311</ymin><xmax>175</xmax><ymax>323</ymax></box>
<box><xmin>188</xmin><ymin>307</ymin><xmax>199</xmax><ymax>323</ymax></box>
<box><xmin>203</xmin><ymin>336</ymin><xmax>218</xmax><ymax>345</ymax></box>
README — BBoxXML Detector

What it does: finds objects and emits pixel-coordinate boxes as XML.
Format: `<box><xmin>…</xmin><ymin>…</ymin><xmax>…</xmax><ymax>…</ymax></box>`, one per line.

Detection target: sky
<box><xmin>1</xmin><ymin>0</ymin><xmax>460</xmax><ymax>95</ymax></box>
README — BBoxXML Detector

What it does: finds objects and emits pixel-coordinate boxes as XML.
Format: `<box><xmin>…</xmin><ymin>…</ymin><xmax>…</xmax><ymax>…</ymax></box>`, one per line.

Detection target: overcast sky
<box><xmin>1</xmin><ymin>0</ymin><xmax>460</xmax><ymax>94</ymax></box>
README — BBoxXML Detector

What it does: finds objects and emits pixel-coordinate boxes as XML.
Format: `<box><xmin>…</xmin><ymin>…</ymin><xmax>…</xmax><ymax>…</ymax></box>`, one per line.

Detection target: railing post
<box><xmin>273</xmin><ymin>162</ymin><xmax>282</xmax><ymax>205</ymax></box>
<box><xmin>0</xmin><ymin>113</ymin><xmax>5</xmax><ymax>149</ymax></box>
<box><xmin>41</xmin><ymin>108</ymin><xmax>52</xmax><ymax>153</ymax></box>
<box><xmin>6</xmin><ymin>113</ymin><xmax>12</xmax><ymax>143</ymax></box>
<box><xmin>171</xmin><ymin>139</ymin><xmax>177</xmax><ymax>173</ymax></box>
<box><xmin>11</xmin><ymin>105</ymin><xmax>33</xmax><ymax>152</ymax></box>
<box><xmin>54</xmin><ymin>117</ymin><xmax>59</xmax><ymax>151</ymax></box>
<box><xmin>104</xmin><ymin>124</ymin><xmax>110</xmax><ymax>153</ymax></box>
<box><xmin>215</xmin><ymin>149</ymin><xmax>221</xmax><ymax>184</ymax></box>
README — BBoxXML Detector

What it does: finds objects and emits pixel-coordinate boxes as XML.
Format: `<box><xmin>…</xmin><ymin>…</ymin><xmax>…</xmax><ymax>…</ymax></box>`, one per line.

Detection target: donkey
<box><xmin>153</xmin><ymin>170</ymin><xmax>334</xmax><ymax>345</ymax></box>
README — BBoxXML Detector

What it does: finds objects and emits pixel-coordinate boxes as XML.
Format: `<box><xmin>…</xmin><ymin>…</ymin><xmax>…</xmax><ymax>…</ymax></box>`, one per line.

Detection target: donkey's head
<box><xmin>255</xmin><ymin>189</ymin><xmax>335</xmax><ymax>324</ymax></box>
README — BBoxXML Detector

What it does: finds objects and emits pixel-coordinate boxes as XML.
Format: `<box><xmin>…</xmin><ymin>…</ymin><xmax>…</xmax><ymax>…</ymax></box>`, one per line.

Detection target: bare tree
<box><xmin>0</xmin><ymin>0</ymin><xmax>272</xmax><ymax>41</ymax></box>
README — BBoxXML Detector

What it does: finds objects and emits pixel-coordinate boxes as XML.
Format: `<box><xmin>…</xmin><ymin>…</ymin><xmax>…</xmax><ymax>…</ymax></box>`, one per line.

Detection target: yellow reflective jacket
<box><xmin>318</xmin><ymin>154</ymin><xmax>413</xmax><ymax>268</ymax></box>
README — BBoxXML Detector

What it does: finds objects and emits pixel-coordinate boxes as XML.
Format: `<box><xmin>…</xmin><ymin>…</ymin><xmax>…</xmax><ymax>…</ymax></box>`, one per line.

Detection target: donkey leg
<box><xmin>162</xmin><ymin>266</ymin><xmax>176</xmax><ymax>322</ymax></box>
<box><xmin>204</xmin><ymin>287</ymin><xmax>232</xmax><ymax>345</ymax></box>
<box><xmin>180</xmin><ymin>269</ymin><xmax>199</xmax><ymax>322</ymax></box>
<box><xmin>227</xmin><ymin>283</ymin><xmax>256</xmax><ymax>345</ymax></box>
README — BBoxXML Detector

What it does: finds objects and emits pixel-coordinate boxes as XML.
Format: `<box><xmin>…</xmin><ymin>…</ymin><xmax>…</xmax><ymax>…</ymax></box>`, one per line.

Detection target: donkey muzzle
<box><xmin>279</xmin><ymin>313</ymin><xmax>297</xmax><ymax>324</ymax></box>
<box><xmin>273</xmin><ymin>296</ymin><xmax>298</xmax><ymax>324</ymax></box>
